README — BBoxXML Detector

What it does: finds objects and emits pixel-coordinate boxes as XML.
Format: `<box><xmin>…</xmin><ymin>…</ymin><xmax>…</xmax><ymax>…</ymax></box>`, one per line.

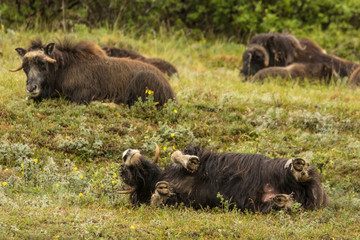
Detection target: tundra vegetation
<box><xmin>0</xmin><ymin>26</ymin><xmax>360</xmax><ymax>239</ymax></box>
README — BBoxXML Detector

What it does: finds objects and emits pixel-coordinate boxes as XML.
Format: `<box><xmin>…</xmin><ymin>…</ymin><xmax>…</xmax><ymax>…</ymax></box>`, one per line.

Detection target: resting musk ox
<box><xmin>102</xmin><ymin>46</ymin><xmax>178</xmax><ymax>77</ymax></box>
<box><xmin>10</xmin><ymin>39</ymin><xmax>176</xmax><ymax>106</ymax></box>
<box><xmin>252</xmin><ymin>63</ymin><xmax>334</xmax><ymax>82</ymax></box>
<box><xmin>241</xmin><ymin>33</ymin><xmax>359</xmax><ymax>79</ymax></box>
<box><xmin>120</xmin><ymin>145</ymin><xmax>328</xmax><ymax>213</ymax></box>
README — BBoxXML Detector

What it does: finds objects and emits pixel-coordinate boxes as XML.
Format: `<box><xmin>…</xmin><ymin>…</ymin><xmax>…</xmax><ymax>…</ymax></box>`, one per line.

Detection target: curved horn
<box><xmin>118</xmin><ymin>188</ymin><xmax>135</xmax><ymax>194</ymax></box>
<box><xmin>9</xmin><ymin>65</ymin><xmax>23</xmax><ymax>72</ymax></box>
<box><xmin>153</xmin><ymin>143</ymin><xmax>160</xmax><ymax>163</ymax></box>
<box><xmin>44</xmin><ymin>55</ymin><xmax>57</xmax><ymax>63</ymax></box>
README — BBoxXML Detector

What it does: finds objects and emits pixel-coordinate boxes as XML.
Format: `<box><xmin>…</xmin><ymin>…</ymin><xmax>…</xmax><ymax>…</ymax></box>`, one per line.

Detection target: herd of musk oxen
<box><xmin>12</xmin><ymin>32</ymin><xmax>360</xmax><ymax>213</ymax></box>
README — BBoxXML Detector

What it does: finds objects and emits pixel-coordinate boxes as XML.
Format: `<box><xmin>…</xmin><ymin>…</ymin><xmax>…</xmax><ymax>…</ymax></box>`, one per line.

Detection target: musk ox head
<box><xmin>120</xmin><ymin>145</ymin><xmax>162</xmax><ymax>204</ymax></box>
<box><xmin>10</xmin><ymin>42</ymin><xmax>57</xmax><ymax>99</ymax></box>
<box><xmin>240</xmin><ymin>44</ymin><xmax>269</xmax><ymax>77</ymax></box>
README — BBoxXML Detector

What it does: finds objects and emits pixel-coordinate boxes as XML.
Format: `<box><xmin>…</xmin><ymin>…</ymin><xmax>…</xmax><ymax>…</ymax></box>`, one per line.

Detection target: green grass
<box><xmin>1</xmin><ymin>27</ymin><xmax>360</xmax><ymax>239</ymax></box>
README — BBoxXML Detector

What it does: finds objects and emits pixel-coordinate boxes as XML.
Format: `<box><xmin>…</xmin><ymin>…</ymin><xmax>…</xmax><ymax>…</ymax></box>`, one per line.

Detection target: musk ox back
<box><xmin>120</xmin><ymin>145</ymin><xmax>328</xmax><ymax>213</ymax></box>
<box><xmin>10</xmin><ymin>39</ymin><xmax>176</xmax><ymax>106</ymax></box>
<box><xmin>103</xmin><ymin>46</ymin><xmax>178</xmax><ymax>77</ymax></box>
<box><xmin>252</xmin><ymin>63</ymin><xmax>334</xmax><ymax>82</ymax></box>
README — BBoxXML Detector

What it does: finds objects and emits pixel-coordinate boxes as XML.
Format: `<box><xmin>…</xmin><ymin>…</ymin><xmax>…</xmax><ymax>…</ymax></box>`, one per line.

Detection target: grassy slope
<box><xmin>0</xmin><ymin>28</ymin><xmax>360</xmax><ymax>239</ymax></box>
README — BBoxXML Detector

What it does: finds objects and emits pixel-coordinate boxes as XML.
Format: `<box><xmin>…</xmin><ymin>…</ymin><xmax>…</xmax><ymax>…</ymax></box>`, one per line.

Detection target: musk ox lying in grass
<box><xmin>241</xmin><ymin>33</ymin><xmax>359</xmax><ymax>80</ymax></box>
<box><xmin>10</xmin><ymin>39</ymin><xmax>176</xmax><ymax>106</ymax></box>
<box><xmin>120</xmin><ymin>145</ymin><xmax>328</xmax><ymax>213</ymax></box>
<box><xmin>252</xmin><ymin>63</ymin><xmax>334</xmax><ymax>82</ymax></box>
<box><xmin>102</xmin><ymin>46</ymin><xmax>178</xmax><ymax>77</ymax></box>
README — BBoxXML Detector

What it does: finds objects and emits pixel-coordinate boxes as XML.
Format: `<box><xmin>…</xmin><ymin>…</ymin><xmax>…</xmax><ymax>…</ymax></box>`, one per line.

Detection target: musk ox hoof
<box><xmin>186</xmin><ymin>156</ymin><xmax>200</xmax><ymax>173</ymax></box>
<box><xmin>171</xmin><ymin>151</ymin><xmax>200</xmax><ymax>173</ymax></box>
<box><xmin>290</xmin><ymin>158</ymin><xmax>311</xmax><ymax>182</ymax></box>
<box><xmin>151</xmin><ymin>181</ymin><xmax>172</xmax><ymax>207</ymax></box>
<box><xmin>272</xmin><ymin>194</ymin><xmax>294</xmax><ymax>211</ymax></box>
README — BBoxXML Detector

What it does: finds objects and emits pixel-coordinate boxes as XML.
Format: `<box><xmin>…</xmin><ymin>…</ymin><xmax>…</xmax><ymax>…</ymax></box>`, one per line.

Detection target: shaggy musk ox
<box><xmin>10</xmin><ymin>39</ymin><xmax>176</xmax><ymax>106</ymax></box>
<box><xmin>252</xmin><ymin>63</ymin><xmax>334</xmax><ymax>82</ymax></box>
<box><xmin>120</xmin><ymin>145</ymin><xmax>328</xmax><ymax>213</ymax></box>
<box><xmin>102</xmin><ymin>46</ymin><xmax>178</xmax><ymax>77</ymax></box>
<box><xmin>241</xmin><ymin>33</ymin><xmax>359</xmax><ymax>79</ymax></box>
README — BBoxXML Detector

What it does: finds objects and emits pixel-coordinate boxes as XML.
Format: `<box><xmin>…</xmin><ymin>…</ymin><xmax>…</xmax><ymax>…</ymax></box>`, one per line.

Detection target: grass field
<box><xmin>1</xmin><ymin>27</ymin><xmax>360</xmax><ymax>239</ymax></box>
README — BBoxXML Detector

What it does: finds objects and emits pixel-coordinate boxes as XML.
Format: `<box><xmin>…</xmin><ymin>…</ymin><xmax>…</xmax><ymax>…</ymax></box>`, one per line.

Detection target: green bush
<box><xmin>1</xmin><ymin>0</ymin><xmax>360</xmax><ymax>38</ymax></box>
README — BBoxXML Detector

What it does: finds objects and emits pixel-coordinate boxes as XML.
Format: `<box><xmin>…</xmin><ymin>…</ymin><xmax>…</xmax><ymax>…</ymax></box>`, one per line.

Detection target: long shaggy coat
<box><xmin>120</xmin><ymin>145</ymin><xmax>328</xmax><ymax>213</ymax></box>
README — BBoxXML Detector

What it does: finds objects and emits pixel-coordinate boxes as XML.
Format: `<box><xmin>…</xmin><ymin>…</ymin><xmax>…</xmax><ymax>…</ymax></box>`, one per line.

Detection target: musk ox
<box><xmin>120</xmin><ymin>145</ymin><xmax>328</xmax><ymax>213</ymax></box>
<box><xmin>241</xmin><ymin>33</ymin><xmax>359</xmax><ymax>79</ymax></box>
<box><xmin>102</xmin><ymin>46</ymin><xmax>178</xmax><ymax>77</ymax></box>
<box><xmin>10</xmin><ymin>39</ymin><xmax>176</xmax><ymax>106</ymax></box>
<box><xmin>252</xmin><ymin>62</ymin><xmax>334</xmax><ymax>82</ymax></box>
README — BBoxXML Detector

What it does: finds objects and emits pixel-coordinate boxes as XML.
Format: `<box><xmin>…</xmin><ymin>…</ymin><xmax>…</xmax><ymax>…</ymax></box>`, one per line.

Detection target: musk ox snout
<box><xmin>26</xmin><ymin>83</ymin><xmax>40</xmax><ymax>96</ymax></box>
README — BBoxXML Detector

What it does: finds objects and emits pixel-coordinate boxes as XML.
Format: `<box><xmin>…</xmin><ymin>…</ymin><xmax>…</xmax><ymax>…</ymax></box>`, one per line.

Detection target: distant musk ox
<box><xmin>103</xmin><ymin>46</ymin><xmax>178</xmax><ymax>77</ymax></box>
<box><xmin>252</xmin><ymin>63</ymin><xmax>334</xmax><ymax>82</ymax></box>
<box><xmin>120</xmin><ymin>145</ymin><xmax>328</xmax><ymax>213</ymax></box>
<box><xmin>10</xmin><ymin>39</ymin><xmax>176</xmax><ymax>106</ymax></box>
<box><xmin>241</xmin><ymin>33</ymin><xmax>359</xmax><ymax>79</ymax></box>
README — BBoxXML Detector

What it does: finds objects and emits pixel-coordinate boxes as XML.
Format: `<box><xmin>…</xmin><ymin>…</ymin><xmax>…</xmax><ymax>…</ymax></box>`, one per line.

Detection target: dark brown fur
<box><xmin>241</xmin><ymin>33</ymin><xmax>359</xmax><ymax>79</ymax></box>
<box><xmin>120</xmin><ymin>145</ymin><xmax>328</xmax><ymax>213</ymax></box>
<box><xmin>12</xmin><ymin>39</ymin><xmax>176</xmax><ymax>106</ymax></box>
<box><xmin>103</xmin><ymin>47</ymin><xmax>178</xmax><ymax>77</ymax></box>
<box><xmin>252</xmin><ymin>63</ymin><xmax>334</xmax><ymax>82</ymax></box>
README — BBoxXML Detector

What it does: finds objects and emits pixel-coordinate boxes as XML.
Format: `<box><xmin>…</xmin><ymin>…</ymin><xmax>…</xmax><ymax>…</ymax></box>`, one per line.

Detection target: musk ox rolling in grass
<box><xmin>103</xmin><ymin>46</ymin><xmax>178</xmax><ymax>77</ymax></box>
<box><xmin>120</xmin><ymin>145</ymin><xmax>328</xmax><ymax>213</ymax></box>
<box><xmin>252</xmin><ymin>63</ymin><xmax>334</xmax><ymax>82</ymax></box>
<box><xmin>241</xmin><ymin>33</ymin><xmax>359</xmax><ymax>80</ymax></box>
<box><xmin>10</xmin><ymin>39</ymin><xmax>176</xmax><ymax>106</ymax></box>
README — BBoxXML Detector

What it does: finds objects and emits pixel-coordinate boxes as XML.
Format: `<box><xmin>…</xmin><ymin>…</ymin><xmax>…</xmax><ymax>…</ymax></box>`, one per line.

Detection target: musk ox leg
<box><xmin>272</xmin><ymin>194</ymin><xmax>295</xmax><ymax>211</ymax></box>
<box><xmin>285</xmin><ymin>158</ymin><xmax>311</xmax><ymax>182</ymax></box>
<box><xmin>171</xmin><ymin>151</ymin><xmax>200</xmax><ymax>173</ymax></box>
<box><xmin>151</xmin><ymin>181</ymin><xmax>172</xmax><ymax>207</ymax></box>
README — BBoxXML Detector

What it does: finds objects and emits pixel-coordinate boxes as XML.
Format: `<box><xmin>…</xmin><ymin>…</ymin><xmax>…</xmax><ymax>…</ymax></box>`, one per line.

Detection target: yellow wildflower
<box><xmin>112</xmin><ymin>181</ymin><xmax>115</xmax><ymax>184</ymax></box>
<box><xmin>56</xmin><ymin>184</ymin><xmax>59</xmax><ymax>187</ymax></box>
<box><xmin>148</xmin><ymin>90</ymin><xmax>153</xmax><ymax>95</ymax></box>
<box><xmin>21</xmin><ymin>163</ymin><xmax>24</xmax><ymax>168</ymax></box>
<box><xmin>113</xmin><ymin>174</ymin><xmax>117</xmax><ymax>178</ymax></box>
<box><xmin>94</xmin><ymin>186</ymin><xmax>97</xmax><ymax>189</ymax></box>
<box><xmin>80</xmin><ymin>175</ymin><xmax>84</xmax><ymax>179</ymax></box>
<box><xmin>155</xmin><ymin>102</ymin><xmax>159</xmax><ymax>105</ymax></box>
<box><xmin>174</xmin><ymin>109</ymin><xmax>178</xmax><ymax>114</ymax></box>
<box><xmin>79</xmin><ymin>193</ymin><xmax>83</xmax><ymax>197</ymax></box>
<box><xmin>101</xmin><ymin>184</ymin><xmax>104</xmax><ymax>188</ymax></box>
<box><xmin>2</xmin><ymin>182</ymin><xmax>7</xmax><ymax>186</ymax></box>
<box><xmin>1</xmin><ymin>24</ymin><xmax>4</xmax><ymax>32</ymax></box>
<box><xmin>130</xmin><ymin>226</ymin><xmax>135</xmax><ymax>229</ymax></box>
<box><xmin>171</xmin><ymin>134</ymin><xmax>175</xmax><ymax>137</ymax></box>
<box><xmin>54</xmin><ymin>236</ymin><xmax>60</xmax><ymax>239</ymax></box>
<box><xmin>34</xmin><ymin>158</ymin><xmax>38</xmax><ymax>163</ymax></box>
<box><xmin>173</xmin><ymin>146</ymin><xmax>176</xmax><ymax>150</ymax></box>
<box><xmin>145</xmin><ymin>89</ymin><xmax>148</xmax><ymax>93</ymax></box>
<box><xmin>22</xmin><ymin>172</ymin><xmax>24</xmax><ymax>175</ymax></box>
<box><xmin>74</xmin><ymin>167</ymin><xmax>78</xmax><ymax>171</ymax></box>
<box><xmin>77</xmin><ymin>171</ymin><xmax>79</xmax><ymax>174</ymax></box>
<box><xmin>163</xmin><ymin>146</ymin><xmax>167</xmax><ymax>150</ymax></box>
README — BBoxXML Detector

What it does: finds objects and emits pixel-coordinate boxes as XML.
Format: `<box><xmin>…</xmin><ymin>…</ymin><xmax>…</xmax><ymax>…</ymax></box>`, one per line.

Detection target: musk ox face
<box><xmin>241</xmin><ymin>45</ymin><xmax>269</xmax><ymax>77</ymax></box>
<box><xmin>12</xmin><ymin>43</ymin><xmax>56</xmax><ymax>98</ymax></box>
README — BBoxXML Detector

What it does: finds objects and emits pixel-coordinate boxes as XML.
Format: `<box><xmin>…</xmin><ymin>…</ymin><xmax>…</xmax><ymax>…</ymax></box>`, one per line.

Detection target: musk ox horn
<box><xmin>118</xmin><ymin>188</ymin><xmax>135</xmax><ymax>194</ymax></box>
<box><xmin>248</xmin><ymin>44</ymin><xmax>269</xmax><ymax>67</ymax></box>
<box><xmin>9</xmin><ymin>65</ymin><xmax>23</xmax><ymax>72</ymax></box>
<box><xmin>153</xmin><ymin>143</ymin><xmax>160</xmax><ymax>163</ymax></box>
<box><xmin>44</xmin><ymin>55</ymin><xmax>57</xmax><ymax>63</ymax></box>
